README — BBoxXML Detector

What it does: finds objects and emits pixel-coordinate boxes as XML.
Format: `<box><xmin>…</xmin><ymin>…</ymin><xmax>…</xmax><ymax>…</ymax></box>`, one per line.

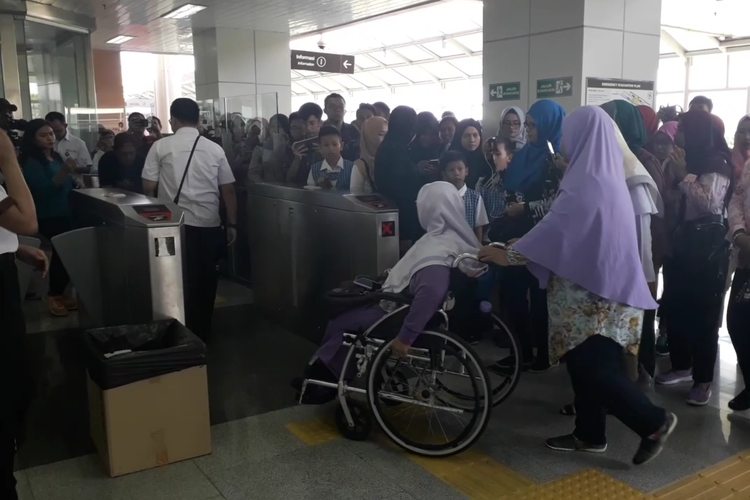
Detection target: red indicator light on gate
<box><xmin>381</xmin><ymin>221</ymin><xmax>395</xmax><ymax>237</ymax></box>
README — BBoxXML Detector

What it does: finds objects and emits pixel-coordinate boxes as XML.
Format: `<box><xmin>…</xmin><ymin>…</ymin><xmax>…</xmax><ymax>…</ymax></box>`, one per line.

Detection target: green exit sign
<box><xmin>536</xmin><ymin>77</ymin><xmax>574</xmax><ymax>98</ymax></box>
<box><xmin>488</xmin><ymin>82</ymin><xmax>521</xmax><ymax>102</ymax></box>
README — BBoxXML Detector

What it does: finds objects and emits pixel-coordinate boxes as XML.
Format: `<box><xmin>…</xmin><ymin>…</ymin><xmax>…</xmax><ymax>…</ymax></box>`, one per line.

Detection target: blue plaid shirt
<box><xmin>477</xmin><ymin>177</ymin><xmax>507</xmax><ymax>222</ymax></box>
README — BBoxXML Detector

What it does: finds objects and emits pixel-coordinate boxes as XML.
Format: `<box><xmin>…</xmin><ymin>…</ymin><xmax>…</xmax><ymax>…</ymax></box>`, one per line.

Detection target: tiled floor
<box><xmin>16</xmin><ymin>277</ymin><xmax>750</xmax><ymax>500</ymax></box>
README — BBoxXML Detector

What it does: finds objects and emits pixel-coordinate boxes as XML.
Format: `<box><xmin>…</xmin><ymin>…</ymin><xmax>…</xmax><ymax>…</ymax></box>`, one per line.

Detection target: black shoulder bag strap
<box><xmin>174</xmin><ymin>134</ymin><xmax>202</xmax><ymax>204</ymax></box>
<box><xmin>362</xmin><ymin>158</ymin><xmax>377</xmax><ymax>192</ymax></box>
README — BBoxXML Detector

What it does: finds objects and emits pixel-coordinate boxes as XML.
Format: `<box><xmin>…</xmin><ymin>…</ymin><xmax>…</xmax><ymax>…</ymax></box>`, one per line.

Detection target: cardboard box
<box><xmin>87</xmin><ymin>365</ymin><xmax>212</xmax><ymax>477</ymax></box>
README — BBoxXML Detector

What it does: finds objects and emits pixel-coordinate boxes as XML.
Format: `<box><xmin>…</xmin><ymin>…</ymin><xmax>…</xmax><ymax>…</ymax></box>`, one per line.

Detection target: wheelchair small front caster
<box><xmin>335</xmin><ymin>400</ymin><xmax>372</xmax><ymax>441</ymax></box>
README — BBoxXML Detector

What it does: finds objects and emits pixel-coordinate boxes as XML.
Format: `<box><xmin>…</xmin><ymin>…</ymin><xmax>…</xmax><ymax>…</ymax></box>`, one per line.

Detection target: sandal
<box><xmin>559</xmin><ymin>403</ymin><xmax>576</xmax><ymax>416</ymax></box>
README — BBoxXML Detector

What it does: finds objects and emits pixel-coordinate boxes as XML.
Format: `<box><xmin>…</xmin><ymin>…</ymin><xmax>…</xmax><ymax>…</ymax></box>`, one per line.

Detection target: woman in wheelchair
<box><xmin>294</xmin><ymin>181</ymin><xmax>485</xmax><ymax>404</ymax></box>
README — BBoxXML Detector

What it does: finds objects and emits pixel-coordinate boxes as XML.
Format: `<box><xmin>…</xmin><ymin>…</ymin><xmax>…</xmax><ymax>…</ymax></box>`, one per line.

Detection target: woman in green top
<box><xmin>21</xmin><ymin>119</ymin><xmax>76</xmax><ymax>317</ymax></box>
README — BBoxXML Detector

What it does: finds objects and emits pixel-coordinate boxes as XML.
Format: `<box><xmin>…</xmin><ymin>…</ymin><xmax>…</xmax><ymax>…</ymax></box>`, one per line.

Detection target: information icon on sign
<box><xmin>316</xmin><ymin>56</ymin><xmax>327</xmax><ymax>68</ymax></box>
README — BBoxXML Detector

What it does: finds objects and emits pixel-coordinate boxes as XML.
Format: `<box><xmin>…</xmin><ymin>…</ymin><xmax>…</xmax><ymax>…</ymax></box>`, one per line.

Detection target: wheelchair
<box><xmin>299</xmin><ymin>250</ymin><xmax>521</xmax><ymax>457</ymax></box>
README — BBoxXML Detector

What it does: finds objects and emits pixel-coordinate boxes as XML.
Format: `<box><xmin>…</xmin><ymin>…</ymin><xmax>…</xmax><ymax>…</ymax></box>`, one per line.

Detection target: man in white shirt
<box><xmin>45</xmin><ymin>112</ymin><xmax>93</xmax><ymax>173</ymax></box>
<box><xmin>142</xmin><ymin>98</ymin><xmax>237</xmax><ymax>341</ymax></box>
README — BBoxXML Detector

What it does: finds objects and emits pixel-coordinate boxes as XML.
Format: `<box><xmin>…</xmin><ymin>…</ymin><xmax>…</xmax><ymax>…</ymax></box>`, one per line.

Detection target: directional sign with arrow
<box><xmin>489</xmin><ymin>82</ymin><xmax>521</xmax><ymax>102</ymax></box>
<box><xmin>291</xmin><ymin>50</ymin><xmax>355</xmax><ymax>75</ymax></box>
<box><xmin>536</xmin><ymin>77</ymin><xmax>574</xmax><ymax>98</ymax></box>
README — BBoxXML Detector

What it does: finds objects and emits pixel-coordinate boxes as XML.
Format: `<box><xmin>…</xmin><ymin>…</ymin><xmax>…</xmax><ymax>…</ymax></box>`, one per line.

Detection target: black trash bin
<box><xmin>84</xmin><ymin>319</ymin><xmax>206</xmax><ymax>390</ymax></box>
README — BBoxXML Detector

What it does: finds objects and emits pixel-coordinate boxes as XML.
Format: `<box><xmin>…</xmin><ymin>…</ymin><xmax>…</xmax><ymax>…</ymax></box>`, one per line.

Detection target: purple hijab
<box><xmin>513</xmin><ymin>106</ymin><xmax>658</xmax><ymax>311</ymax></box>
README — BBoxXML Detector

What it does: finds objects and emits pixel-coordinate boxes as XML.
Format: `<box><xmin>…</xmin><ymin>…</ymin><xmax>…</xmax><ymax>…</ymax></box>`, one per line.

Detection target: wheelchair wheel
<box><xmin>483</xmin><ymin>313</ymin><xmax>522</xmax><ymax>406</ymax></box>
<box><xmin>437</xmin><ymin>313</ymin><xmax>521</xmax><ymax>408</ymax></box>
<box><xmin>335</xmin><ymin>400</ymin><xmax>372</xmax><ymax>441</ymax></box>
<box><xmin>367</xmin><ymin>330</ymin><xmax>492</xmax><ymax>457</ymax></box>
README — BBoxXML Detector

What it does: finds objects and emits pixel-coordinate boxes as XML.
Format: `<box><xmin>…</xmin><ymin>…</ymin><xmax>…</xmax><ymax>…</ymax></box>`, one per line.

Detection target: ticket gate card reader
<box><xmin>53</xmin><ymin>188</ymin><xmax>186</xmax><ymax>329</ymax></box>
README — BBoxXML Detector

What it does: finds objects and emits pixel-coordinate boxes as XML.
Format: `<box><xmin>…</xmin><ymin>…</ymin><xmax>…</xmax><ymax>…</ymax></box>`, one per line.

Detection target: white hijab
<box><xmin>610</xmin><ymin>117</ymin><xmax>663</xmax><ymax>217</ymax></box>
<box><xmin>383</xmin><ymin>182</ymin><xmax>486</xmax><ymax>293</ymax></box>
<box><xmin>498</xmin><ymin>107</ymin><xmax>528</xmax><ymax>149</ymax></box>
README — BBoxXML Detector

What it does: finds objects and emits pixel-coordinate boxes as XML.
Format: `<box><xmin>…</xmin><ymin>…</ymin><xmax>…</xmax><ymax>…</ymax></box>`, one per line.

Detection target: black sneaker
<box><xmin>729</xmin><ymin>389</ymin><xmax>750</xmax><ymax>411</ymax></box>
<box><xmin>528</xmin><ymin>360</ymin><xmax>559</xmax><ymax>374</ymax></box>
<box><xmin>545</xmin><ymin>434</ymin><xmax>607</xmax><ymax>453</ymax></box>
<box><xmin>655</xmin><ymin>335</ymin><xmax>669</xmax><ymax>356</ymax></box>
<box><xmin>632</xmin><ymin>412</ymin><xmax>678</xmax><ymax>465</ymax></box>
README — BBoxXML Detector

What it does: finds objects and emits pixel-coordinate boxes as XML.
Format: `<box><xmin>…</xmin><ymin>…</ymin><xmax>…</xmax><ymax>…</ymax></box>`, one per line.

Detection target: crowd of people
<box><xmin>267</xmin><ymin>92</ymin><xmax>750</xmax><ymax>466</ymax></box>
<box><xmin>3</xmin><ymin>88</ymin><xmax>750</xmax><ymax>495</ymax></box>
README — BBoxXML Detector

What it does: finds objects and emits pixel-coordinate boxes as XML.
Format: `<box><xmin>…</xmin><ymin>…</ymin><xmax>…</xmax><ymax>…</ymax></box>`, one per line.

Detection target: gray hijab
<box><xmin>498</xmin><ymin>107</ymin><xmax>528</xmax><ymax>149</ymax></box>
<box><xmin>383</xmin><ymin>182</ymin><xmax>486</xmax><ymax>293</ymax></box>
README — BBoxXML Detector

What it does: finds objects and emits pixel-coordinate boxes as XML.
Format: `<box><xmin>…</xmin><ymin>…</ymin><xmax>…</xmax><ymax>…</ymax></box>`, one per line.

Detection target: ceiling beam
<box><xmin>290</xmin><ymin>74</ymin><xmax>481</xmax><ymax>97</ymax></box>
<box><xmin>660</xmin><ymin>29</ymin><xmax>686</xmax><ymax>60</ymax></box>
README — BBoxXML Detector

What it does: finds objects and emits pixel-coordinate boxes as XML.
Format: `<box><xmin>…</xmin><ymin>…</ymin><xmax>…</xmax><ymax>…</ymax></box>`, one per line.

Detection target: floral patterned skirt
<box><xmin>546</xmin><ymin>275</ymin><xmax>643</xmax><ymax>363</ymax></box>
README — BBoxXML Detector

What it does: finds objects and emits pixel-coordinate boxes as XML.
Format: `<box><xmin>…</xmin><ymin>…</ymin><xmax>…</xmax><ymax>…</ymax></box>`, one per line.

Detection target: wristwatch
<box><xmin>226</xmin><ymin>222</ymin><xmax>237</xmax><ymax>229</ymax></box>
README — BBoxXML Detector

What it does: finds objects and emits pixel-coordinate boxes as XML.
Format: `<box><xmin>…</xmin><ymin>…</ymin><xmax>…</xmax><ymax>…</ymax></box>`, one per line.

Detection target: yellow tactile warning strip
<box><xmin>409</xmin><ymin>450</ymin><xmax>534</xmax><ymax>500</ymax></box>
<box><xmin>652</xmin><ymin>453</ymin><xmax>750</xmax><ymax>499</ymax></box>
<box><xmin>284</xmin><ymin>412</ymin><xmax>750</xmax><ymax>500</ymax></box>
<box><xmin>511</xmin><ymin>469</ymin><xmax>645</xmax><ymax>499</ymax></box>
<box><xmin>285</xmin><ymin>417</ymin><xmax>340</xmax><ymax>446</ymax></box>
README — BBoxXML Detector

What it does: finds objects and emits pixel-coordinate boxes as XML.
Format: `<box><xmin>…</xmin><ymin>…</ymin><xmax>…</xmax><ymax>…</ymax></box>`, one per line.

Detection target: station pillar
<box><xmin>192</xmin><ymin>27</ymin><xmax>291</xmax><ymax>115</ymax></box>
<box><xmin>483</xmin><ymin>0</ymin><xmax>662</xmax><ymax>128</ymax></box>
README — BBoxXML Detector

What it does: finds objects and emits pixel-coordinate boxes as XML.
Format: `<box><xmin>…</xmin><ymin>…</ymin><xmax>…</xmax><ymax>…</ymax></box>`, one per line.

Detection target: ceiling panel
<box><xmin>53</xmin><ymin>0</ymin><xmax>448</xmax><ymax>53</ymax></box>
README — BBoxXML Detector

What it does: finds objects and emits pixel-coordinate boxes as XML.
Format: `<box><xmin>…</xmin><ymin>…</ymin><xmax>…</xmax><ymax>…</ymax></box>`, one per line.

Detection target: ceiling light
<box><xmin>106</xmin><ymin>35</ymin><xmax>135</xmax><ymax>45</ymax></box>
<box><xmin>162</xmin><ymin>4</ymin><xmax>207</xmax><ymax>19</ymax></box>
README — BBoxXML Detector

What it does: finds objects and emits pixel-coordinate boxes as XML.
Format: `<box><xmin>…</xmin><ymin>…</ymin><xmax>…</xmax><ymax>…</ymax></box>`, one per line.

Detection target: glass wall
<box><xmin>657</xmin><ymin>51</ymin><xmax>750</xmax><ymax>145</ymax></box>
<box><xmin>196</xmin><ymin>93</ymin><xmax>278</xmax><ymax>286</ymax></box>
<box><xmin>20</xmin><ymin>20</ymin><xmax>91</xmax><ymax>119</ymax></box>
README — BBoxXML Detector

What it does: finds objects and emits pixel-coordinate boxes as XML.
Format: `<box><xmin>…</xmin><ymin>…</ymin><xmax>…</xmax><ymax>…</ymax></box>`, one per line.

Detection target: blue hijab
<box><xmin>503</xmin><ymin>99</ymin><xmax>565</xmax><ymax>193</ymax></box>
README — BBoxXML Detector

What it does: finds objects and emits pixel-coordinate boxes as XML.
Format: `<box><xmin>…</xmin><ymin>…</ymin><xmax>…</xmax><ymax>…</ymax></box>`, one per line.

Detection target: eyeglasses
<box><xmin>524</xmin><ymin>122</ymin><xmax>536</xmax><ymax>130</ymax></box>
<box><xmin>502</xmin><ymin>120</ymin><xmax>522</xmax><ymax>128</ymax></box>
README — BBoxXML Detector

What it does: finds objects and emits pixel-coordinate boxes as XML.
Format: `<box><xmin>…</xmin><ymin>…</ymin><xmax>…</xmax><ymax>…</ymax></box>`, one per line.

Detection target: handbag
<box><xmin>173</xmin><ymin>135</ymin><xmax>202</xmax><ymax>204</ymax></box>
<box><xmin>671</xmin><ymin>195</ymin><xmax>730</xmax><ymax>297</ymax></box>
<box><xmin>733</xmin><ymin>275</ymin><xmax>750</xmax><ymax>305</ymax></box>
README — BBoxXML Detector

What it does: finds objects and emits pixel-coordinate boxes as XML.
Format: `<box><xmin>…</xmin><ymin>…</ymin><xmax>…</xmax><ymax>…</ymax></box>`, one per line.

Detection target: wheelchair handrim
<box><xmin>367</xmin><ymin>330</ymin><xmax>492</xmax><ymax>457</ymax></box>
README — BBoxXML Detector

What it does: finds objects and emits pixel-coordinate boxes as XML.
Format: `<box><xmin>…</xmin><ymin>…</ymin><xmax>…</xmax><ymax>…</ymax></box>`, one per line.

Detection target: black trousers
<box><xmin>0</xmin><ymin>254</ymin><xmax>31</xmax><ymax>500</ymax></box>
<box><xmin>500</xmin><ymin>266</ymin><xmax>549</xmax><ymax>364</ymax></box>
<box><xmin>639</xmin><ymin>309</ymin><xmax>657</xmax><ymax>377</ymax></box>
<box><xmin>37</xmin><ymin>217</ymin><xmax>72</xmax><ymax>296</ymax></box>
<box><xmin>663</xmin><ymin>258</ymin><xmax>724</xmax><ymax>383</ymax></box>
<box><xmin>184</xmin><ymin>225</ymin><xmax>223</xmax><ymax>341</ymax></box>
<box><xmin>728</xmin><ymin>269</ymin><xmax>750</xmax><ymax>387</ymax></box>
<box><xmin>567</xmin><ymin>335</ymin><xmax>665</xmax><ymax>445</ymax></box>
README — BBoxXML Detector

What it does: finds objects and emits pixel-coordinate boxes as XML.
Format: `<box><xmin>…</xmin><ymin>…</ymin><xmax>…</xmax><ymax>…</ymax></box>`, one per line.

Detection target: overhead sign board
<box><xmin>536</xmin><ymin>77</ymin><xmax>574</xmax><ymax>98</ymax></box>
<box><xmin>291</xmin><ymin>50</ymin><xmax>355</xmax><ymax>74</ymax></box>
<box><xmin>488</xmin><ymin>82</ymin><xmax>521</xmax><ymax>102</ymax></box>
<box><xmin>585</xmin><ymin>77</ymin><xmax>655</xmax><ymax>107</ymax></box>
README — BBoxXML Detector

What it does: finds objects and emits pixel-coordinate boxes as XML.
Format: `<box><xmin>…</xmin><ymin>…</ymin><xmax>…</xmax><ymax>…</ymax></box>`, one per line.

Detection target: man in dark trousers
<box><xmin>142</xmin><ymin>98</ymin><xmax>237</xmax><ymax>340</ymax></box>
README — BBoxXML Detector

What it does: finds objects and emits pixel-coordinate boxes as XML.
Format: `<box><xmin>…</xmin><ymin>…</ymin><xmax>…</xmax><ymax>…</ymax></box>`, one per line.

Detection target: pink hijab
<box><xmin>657</xmin><ymin>121</ymin><xmax>678</xmax><ymax>142</ymax></box>
<box><xmin>732</xmin><ymin>115</ymin><xmax>750</xmax><ymax>183</ymax></box>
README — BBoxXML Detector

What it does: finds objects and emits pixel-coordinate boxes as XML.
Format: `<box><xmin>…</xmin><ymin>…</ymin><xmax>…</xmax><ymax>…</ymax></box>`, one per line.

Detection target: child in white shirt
<box><xmin>439</xmin><ymin>150</ymin><xmax>489</xmax><ymax>243</ymax></box>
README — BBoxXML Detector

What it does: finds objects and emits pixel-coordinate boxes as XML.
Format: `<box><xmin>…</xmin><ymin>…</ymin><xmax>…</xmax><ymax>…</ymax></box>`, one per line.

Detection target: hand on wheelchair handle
<box><xmin>478</xmin><ymin>245</ymin><xmax>510</xmax><ymax>266</ymax></box>
<box><xmin>391</xmin><ymin>338</ymin><xmax>411</xmax><ymax>358</ymax></box>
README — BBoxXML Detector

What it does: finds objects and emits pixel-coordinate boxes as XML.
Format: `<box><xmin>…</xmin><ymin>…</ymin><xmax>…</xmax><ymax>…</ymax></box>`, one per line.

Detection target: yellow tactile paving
<box><xmin>651</xmin><ymin>454</ymin><xmax>750</xmax><ymax>500</ymax></box>
<box><xmin>510</xmin><ymin>469</ymin><xmax>645</xmax><ymax>500</ymax></box>
<box><xmin>409</xmin><ymin>450</ymin><xmax>534</xmax><ymax>500</ymax></box>
<box><xmin>283</xmin><ymin>411</ymin><xmax>750</xmax><ymax>500</ymax></box>
<box><xmin>285</xmin><ymin>417</ymin><xmax>340</xmax><ymax>446</ymax></box>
